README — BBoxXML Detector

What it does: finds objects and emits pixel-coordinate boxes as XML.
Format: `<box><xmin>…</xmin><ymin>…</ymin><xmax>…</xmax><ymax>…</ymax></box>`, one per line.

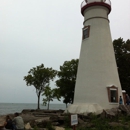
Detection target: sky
<box><xmin>0</xmin><ymin>0</ymin><xmax>130</xmax><ymax>104</ymax></box>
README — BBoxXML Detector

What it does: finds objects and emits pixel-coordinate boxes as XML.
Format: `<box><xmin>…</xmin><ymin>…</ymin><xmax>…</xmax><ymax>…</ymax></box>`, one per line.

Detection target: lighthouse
<box><xmin>66</xmin><ymin>0</ymin><xmax>123</xmax><ymax>114</ymax></box>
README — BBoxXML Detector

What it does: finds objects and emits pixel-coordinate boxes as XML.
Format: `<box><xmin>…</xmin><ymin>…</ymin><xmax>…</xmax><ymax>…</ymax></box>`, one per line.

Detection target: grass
<box><xmin>63</xmin><ymin>113</ymin><xmax>130</xmax><ymax>130</ymax></box>
<box><xmin>31</xmin><ymin>113</ymin><xmax>130</xmax><ymax>130</ymax></box>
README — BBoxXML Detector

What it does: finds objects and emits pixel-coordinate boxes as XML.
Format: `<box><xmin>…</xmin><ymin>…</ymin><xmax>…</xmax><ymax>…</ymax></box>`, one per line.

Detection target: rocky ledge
<box><xmin>0</xmin><ymin>105</ymin><xmax>130</xmax><ymax>130</ymax></box>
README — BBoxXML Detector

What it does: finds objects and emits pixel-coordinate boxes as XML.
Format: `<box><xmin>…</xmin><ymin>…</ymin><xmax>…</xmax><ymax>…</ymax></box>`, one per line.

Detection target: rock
<box><xmin>55</xmin><ymin>126</ymin><xmax>65</xmax><ymax>130</ymax></box>
<box><xmin>78</xmin><ymin>114</ymin><xmax>91</xmax><ymax>122</ymax></box>
<box><xmin>22</xmin><ymin>109</ymin><xmax>64</xmax><ymax>114</ymax></box>
<box><xmin>39</xmin><ymin>120</ymin><xmax>52</xmax><ymax>128</ymax></box>
<box><xmin>21</xmin><ymin>113</ymin><xmax>41</xmax><ymax>124</ymax></box>
<box><xmin>3</xmin><ymin>107</ymin><xmax>130</xmax><ymax>130</ymax></box>
<box><xmin>119</xmin><ymin>105</ymin><xmax>130</xmax><ymax>115</ymax></box>
<box><xmin>108</xmin><ymin>122</ymin><xmax>124</xmax><ymax>127</ymax></box>
<box><xmin>78</xmin><ymin>118</ymin><xmax>84</xmax><ymax>124</ymax></box>
<box><xmin>50</xmin><ymin>115</ymin><xmax>64</xmax><ymax>124</ymax></box>
<box><xmin>0</xmin><ymin>115</ymin><xmax>6</xmax><ymax>126</ymax></box>
<box><xmin>22</xmin><ymin>109</ymin><xmax>36</xmax><ymax>114</ymax></box>
<box><xmin>52</xmin><ymin>122</ymin><xmax>60</xmax><ymax>126</ymax></box>
<box><xmin>110</xmin><ymin>108</ymin><xmax>120</xmax><ymax>115</ymax></box>
<box><xmin>50</xmin><ymin>115</ymin><xmax>59</xmax><ymax>122</ymax></box>
<box><xmin>35</xmin><ymin>117</ymin><xmax>50</xmax><ymax>122</ymax></box>
<box><xmin>29</xmin><ymin>120</ymin><xmax>37</xmax><ymax>128</ymax></box>
<box><xmin>25</xmin><ymin>123</ymin><xmax>32</xmax><ymax>130</ymax></box>
<box><xmin>126</xmin><ymin>105</ymin><xmax>130</xmax><ymax>111</ymax></box>
<box><xmin>101</xmin><ymin>109</ymin><xmax>116</xmax><ymax>118</ymax></box>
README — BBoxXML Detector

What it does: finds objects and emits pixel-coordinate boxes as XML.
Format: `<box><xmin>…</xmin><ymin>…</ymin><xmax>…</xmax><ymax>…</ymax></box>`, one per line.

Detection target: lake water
<box><xmin>0</xmin><ymin>103</ymin><xmax>66</xmax><ymax>115</ymax></box>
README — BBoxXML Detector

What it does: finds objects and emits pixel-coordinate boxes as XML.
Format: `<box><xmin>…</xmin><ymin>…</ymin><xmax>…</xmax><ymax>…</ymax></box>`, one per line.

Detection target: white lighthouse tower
<box><xmin>66</xmin><ymin>0</ymin><xmax>123</xmax><ymax>114</ymax></box>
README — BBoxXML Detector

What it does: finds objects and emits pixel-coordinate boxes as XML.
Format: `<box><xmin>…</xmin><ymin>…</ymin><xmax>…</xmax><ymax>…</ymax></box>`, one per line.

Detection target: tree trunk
<box><xmin>47</xmin><ymin>101</ymin><xmax>50</xmax><ymax>110</ymax></box>
<box><xmin>37</xmin><ymin>94</ymin><xmax>40</xmax><ymax>109</ymax></box>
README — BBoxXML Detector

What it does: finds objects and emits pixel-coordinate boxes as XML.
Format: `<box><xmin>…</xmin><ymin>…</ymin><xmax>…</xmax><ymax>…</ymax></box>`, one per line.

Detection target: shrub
<box><xmin>46</xmin><ymin>122</ymin><xmax>55</xmax><ymax>130</ymax></box>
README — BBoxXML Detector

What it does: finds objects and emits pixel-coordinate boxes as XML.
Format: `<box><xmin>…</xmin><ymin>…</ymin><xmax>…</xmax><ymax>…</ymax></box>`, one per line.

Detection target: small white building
<box><xmin>66</xmin><ymin>0</ymin><xmax>123</xmax><ymax>114</ymax></box>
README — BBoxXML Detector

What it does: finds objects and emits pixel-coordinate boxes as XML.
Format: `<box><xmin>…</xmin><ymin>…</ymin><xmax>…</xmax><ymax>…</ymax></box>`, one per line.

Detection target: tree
<box><xmin>42</xmin><ymin>86</ymin><xmax>61</xmax><ymax>110</ymax></box>
<box><xmin>56</xmin><ymin>59</ymin><xmax>78</xmax><ymax>106</ymax></box>
<box><xmin>42</xmin><ymin>85</ymin><xmax>53</xmax><ymax>110</ymax></box>
<box><xmin>23</xmin><ymin>64</ymin><xmax>57</xmax><ymax>109</ymax></box>
<box><xmin>113</xmin><ymin>38</ymin><xmax>130</xmax><ymax>94</ymax></box>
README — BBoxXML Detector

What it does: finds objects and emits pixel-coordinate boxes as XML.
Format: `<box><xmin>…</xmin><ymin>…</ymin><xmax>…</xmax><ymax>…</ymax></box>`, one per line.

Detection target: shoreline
<box><xmin>0</xmin><ymin>109</ymin><xmax>65</xmax><ymax>130</ymax></box>
<box><xmin>0</xmin><ymin>103</ymin><xmax>66</xmax><ymax>116</ymax></box>
<box><xmin>1</xmin><ymin>106</ymin><xmax>130</xmax><ymax>130</ymax></box>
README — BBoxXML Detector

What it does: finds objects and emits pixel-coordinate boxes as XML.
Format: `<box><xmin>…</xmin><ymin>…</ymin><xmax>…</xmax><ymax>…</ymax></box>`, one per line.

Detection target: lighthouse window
<box><xmin>107</xmin><ymin>86</ymin><xmax>118</xmax><ymax>103</ymax></box>
<box><xmin>83</xmin><ymin>26</ymin><xmax>90</xmax><ymax>39</ymax></box>
<box><xmin>110</xmin><ymin>90</ymin><xmax>117</xmax><ymax>102</ymax></box>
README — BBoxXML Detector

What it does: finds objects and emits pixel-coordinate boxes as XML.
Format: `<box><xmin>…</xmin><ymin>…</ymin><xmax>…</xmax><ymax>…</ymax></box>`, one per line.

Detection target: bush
<box><xmin>63</xmin><ymin>113</ymin><xmax>71</xmax><ymax>128</ymax></box>
<box><xmin>46</xmin><ymin>122</ymin><xmax>55</xmax><ymax>130</ymax></box>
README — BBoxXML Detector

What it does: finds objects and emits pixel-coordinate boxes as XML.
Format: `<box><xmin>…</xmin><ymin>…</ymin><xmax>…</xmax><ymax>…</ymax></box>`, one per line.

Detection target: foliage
<box><xmin>33</xmin><ymin>126</ymin><xmax>39</xmax><ymax>130</ymax></box>
<box><xmin>42</xmin><ymin>86</ymin><xmax>61</xmax><ymax>110</ymax></box>
<box><xmin>56</xmin><ymin>59</ymin><xmax>78</xmax><ymax>105</ymax></box>
<box><xmin>46</xmin><ymin>122</ymin><xmax>55</xmax><ymax>130</ymax></box>
<box><xmin>91</xmin><ymin>115</ymin><xmax>110</xmax><ymax>130</ymax></box>
<box><xmin>23</xmin><ymin>64</ymin><xmax>57</xmax><ymax>109</ymax></box>
<box><xmin>52</xmin><ymin>88</ymin><xmax>61</xmax><ymax>100</ymax></box>
<box><xmin>113</xmin><ymin>38</ymin><xmax>130</xmax><ymax>94</ymax></box>
<box><xmin>76</xmin><ymin>114</ymin><xmax>130</xmax><ymax>130</ymax></box>
<box><xmin>61</xmin><ymin>114</ymin><xmax>130</xmax><ymax>130</ymax></box>
<box><xmin>63</xmin><ymin>112</ymin><xmax>71</xmax><ymax>128</ymax></box>
<box><xmin>42</xmin><ymin>85</ymin><xmax>53</xmax><ymax>110</ymax></box>
<box><xmin>32</xmin><ymin>114</ymin><xmax>130</xmax><ymax>130</ymax></box>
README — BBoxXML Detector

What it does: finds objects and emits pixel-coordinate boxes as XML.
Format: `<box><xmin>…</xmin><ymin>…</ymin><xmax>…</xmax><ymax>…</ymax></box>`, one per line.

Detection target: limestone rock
<box><xmin>78</xmin><ymin>118</ymin><xmax>84</xmax><ymax>124</ymax></box>
<box><xmin>0</xmin><ymin>115</ymin><xmax>6</xmax><ymax>127</ymax></box>
<box><xmin>101</xmin><ymin>109</ymin><xmax>116</xmax><ymax>118</ymax></box>
<box><xmin>119</xmin><ymin>105</ymin><xmax>130</xmax><ymax>115</ymax></box>
<box><xmin>25</xmin><ymin>123</ymin><xmax>32</xmax><ymax>130</ymax></box>
<box><xmin>108</xmin><ymin>122</ymin><xmax>124</xmax><ymax>127</ymax></box>
<box><xmin>55</xmin><ymin>126</ymin><xmax>65</xmax><ymax>130</ymax></box>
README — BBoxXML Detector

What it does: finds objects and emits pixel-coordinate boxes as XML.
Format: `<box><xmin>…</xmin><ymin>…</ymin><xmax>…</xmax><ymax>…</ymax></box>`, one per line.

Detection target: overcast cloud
<box><xmin>0</xmin><ymin>0</ymin><xmax>130</xmax><ymax>103</ymax></box>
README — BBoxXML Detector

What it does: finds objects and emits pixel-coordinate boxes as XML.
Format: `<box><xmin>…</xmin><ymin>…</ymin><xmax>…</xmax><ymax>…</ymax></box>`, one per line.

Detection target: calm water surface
<box><xmin>0</xmin><ymin>103</ymin><xmax>66</xmax><ymax>115</ymax></box>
